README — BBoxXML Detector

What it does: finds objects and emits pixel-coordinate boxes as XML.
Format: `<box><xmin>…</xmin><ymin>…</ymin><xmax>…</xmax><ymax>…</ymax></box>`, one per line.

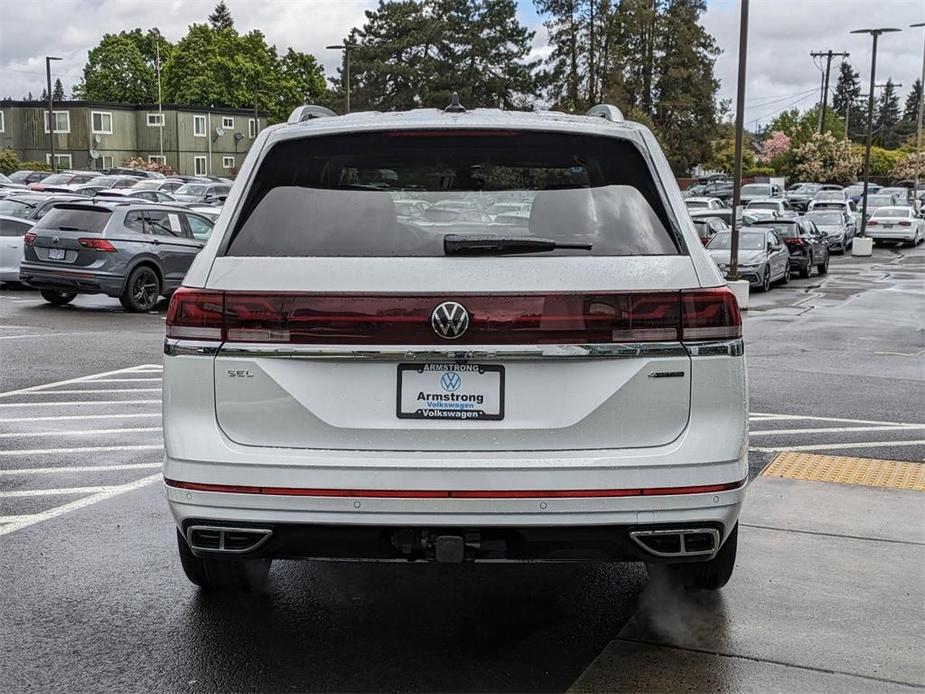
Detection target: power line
<box><xmin>810</xmin><ymin>50</ymin><xmax>850</xmax><ymax>131</ymax></box>
<box><xmin>747</xmin><ymin>89</ymin><xmax>819</xmax><ymax>128</ymax></box>
<box><xmin>747</xmin><ymin>86</ymin><xmax>820</xmax><ymax>108</ymax></box>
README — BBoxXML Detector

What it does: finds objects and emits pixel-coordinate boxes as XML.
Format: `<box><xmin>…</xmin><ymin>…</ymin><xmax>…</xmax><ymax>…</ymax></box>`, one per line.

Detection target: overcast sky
<box><xmin>1</xmin><ymin>0</ymin><xmax>922</xmax><ymax>127</ymax></box>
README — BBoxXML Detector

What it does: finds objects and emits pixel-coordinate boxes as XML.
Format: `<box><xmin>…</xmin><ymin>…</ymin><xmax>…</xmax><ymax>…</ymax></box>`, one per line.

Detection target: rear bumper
<box><xmin>866</xmin><ymin>229</ymin><xmax>916</xmax><ymax>242</ymax></box>
<box><xmin>19</xmin><ymin>262</ymin><xmax>123</xmax><ymax>296</ymax></box>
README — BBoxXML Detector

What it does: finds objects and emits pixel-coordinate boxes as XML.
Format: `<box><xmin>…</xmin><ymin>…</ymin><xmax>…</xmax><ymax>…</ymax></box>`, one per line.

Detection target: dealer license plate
<box><xmin>48</xmin><ymin>248</ymin><xmax>66</xmax><ymax>260</ymax></box>
<box><xmin>397</xmin><ymin>363</ymin><xmax>504</xmax><ymax>420</ymax></box>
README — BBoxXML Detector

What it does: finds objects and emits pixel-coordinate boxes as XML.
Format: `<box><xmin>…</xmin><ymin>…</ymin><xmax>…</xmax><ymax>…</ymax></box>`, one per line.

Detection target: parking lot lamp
<box><xmin>911</xmin><ymin>23</ymin><xmax>925</xmax><ymax>209</ymax></box>
<box><xmin>45</xmin><ymin>56</ymin><xmax>62</xmax><ymax>172</ymax></box>
<box><xmin>728</xmin><ymin>0</ymin><xmax>749</xmax><ymax>294</ymax></box>
<box><xmin>326</xmin><ymin>44</ymin><xmax>356</xmax><ymax>113</ymax></box>
<box><xmin>850</xmin><ymin>28</ymin><xmax>901</xmax><ymax>254</ymax></box>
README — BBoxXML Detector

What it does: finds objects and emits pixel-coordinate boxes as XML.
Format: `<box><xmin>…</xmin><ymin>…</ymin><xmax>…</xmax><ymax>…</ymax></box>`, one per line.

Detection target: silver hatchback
<box><xmin>20</xmin><ymin>202</ymin><xmax>214</xmax><ymax>311</ymax></box>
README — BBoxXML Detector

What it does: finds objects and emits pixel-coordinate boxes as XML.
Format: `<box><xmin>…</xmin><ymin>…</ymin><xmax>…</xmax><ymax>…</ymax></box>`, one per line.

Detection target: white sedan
<box><xmin>0</xmin><ymin>215</ymin><xmax>34</xmax><ymax>283</ymax></box>
<box><xmin>685</xmin><ymin>196</ymin><xmax>725</xmax><ymax>210</ymax></box>
<box><xmin>865</xmin><ymin>207</ymin><xmax>925</xmax><ymax>246</ymax></box>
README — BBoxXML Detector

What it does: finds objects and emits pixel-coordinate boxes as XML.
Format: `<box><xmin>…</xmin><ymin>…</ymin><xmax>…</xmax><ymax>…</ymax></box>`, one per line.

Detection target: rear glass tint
<box><xmin>36</xmin><ymin>207</ymin><xmax>111</xmax><ymax>233</ymax></box>
<box><xmin>225</xmin><ymin>131</ymin><xmax>680</xmax><ymax>257</ymax></box>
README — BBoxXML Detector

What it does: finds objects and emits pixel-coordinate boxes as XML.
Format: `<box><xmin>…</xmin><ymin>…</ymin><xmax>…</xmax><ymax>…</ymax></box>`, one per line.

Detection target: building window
<box><xmin>0</xmin><ymin>112</ymin><xmax>4</xmax><ymax>133</ymax></box>
<box><xmin>248</xmin><ymin>118</ymin><xmax>257</xmax><ymax>138</ymax></box>
<box><xmin>221</xmin><ymin>116</ymin><xmax>234</xmax><ymax>129</ymax></box>
<box><xmin>194</xmin><ymin>155</ymin><xmax>207</xmax><ymax>176</ymax></box>
<box><xmin>91</xmin><ymin>111</ymin><xmax>113</xmax><ymax>135</ymax></box>
<box><xmin>222</xmin><ymin>156</ymin><xmax>235</xmax><ymax>169</ymax></box>
<box><xmin>193</xmin><ymin>115</ymin><xmax>207</xmax><ymax>137</ymax></box>
<box><xmin>148</xmin><ymin>155</ymin><xmax>167</xmax><ymax>165</ymax></box>
<box><xmin>96</xmin><ymin>155</ymin><xmax>113</xmax><ymax>170</ymax></box>
<box><xmin>147</xmin><ymin>113</ymin><xmax>165</xmax><ymax>127</ymax></box>
<box><xmin>43</xmin><ymin>111</ymin><xmax>70</xmax><ymax>133</ymax></box>
<box><xmin>45</xmin><ymin>153</ymin><xmax>72</xmax><ymax>168</ymax></box>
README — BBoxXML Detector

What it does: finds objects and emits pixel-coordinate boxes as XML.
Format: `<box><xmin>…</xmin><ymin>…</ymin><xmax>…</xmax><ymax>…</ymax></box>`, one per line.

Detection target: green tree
<box><xmin>163</xmin><ymin>24</ymin><xmax>224</xmax><ymax>106</ymax></box>
<box><xmin>209</xmin><ymin>1</ymin><xmax>234</xmax><ymax>29</ymax></box>
<box><xmin>52</xmin><ymin>79</ymin><xmax>65</xmax><ymax>101</ymax></box>
<box><xmin>874</xmin><ymin>79</ymin><xmax>902</xmax><ymax>148</ymax></box>
<box><xmin>79</xmin><ymin>33</ymin><xmax>157</xmax><ymax>102</ymax></box>
<box><xmin>277</xmin><ymin>48</ymin><xmax>327</xmax><ymax>113</ymax></box>
<box><xmin>832</xmin><ymin>61</ymin><xmax>863</xmax><ymax>141</ymax></box>
<box><xmin>898</xmin><ymin>78</ymin><xmax>922</xmax><ymax>144</ymax></box>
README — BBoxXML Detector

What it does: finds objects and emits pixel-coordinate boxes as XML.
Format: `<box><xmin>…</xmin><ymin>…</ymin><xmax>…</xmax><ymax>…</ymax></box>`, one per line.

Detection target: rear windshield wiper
<box><xmin>444</xmin><ymin>234</ymin><xmax>592</xmax><ymax>256</ymax></box>
<box><xmin>54</xmin><ymin>226</ymin><xmax>82</xmax><ymax>231</ymax></box>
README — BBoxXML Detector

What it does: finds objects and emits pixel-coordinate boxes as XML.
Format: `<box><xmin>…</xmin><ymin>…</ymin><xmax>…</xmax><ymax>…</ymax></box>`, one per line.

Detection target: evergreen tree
<box><xmin>52</xmin><ymin>79</ymin><xmax>65</xmax><ymax>101</ymax></box>
<box><xmin>209</xmin><ymin>1</ymin><xmax>234</xmax><ymax>30</ymax></box>
<box><xmin>874</xmin><ymin>78</ymin><xmax>901</xmax><ymax>148</ymax></box>
<box><xmin>832</xmin><ymin>61</ymin><xmax>863</xmax><ymax>140</ymax></box>
<box><xmin>27</xmin><ymin>91</ymin><xmax>33</xmax><ymax>100</ymax></box>
<box><xmin>898</xmin><ymin>79</ymin><xmax>922</xmax><ymax>143</ymax></box>
<box><xmin>40</xmin><ymin>88</ymin><xmax>48</xmax><ymax>101</ymax></box>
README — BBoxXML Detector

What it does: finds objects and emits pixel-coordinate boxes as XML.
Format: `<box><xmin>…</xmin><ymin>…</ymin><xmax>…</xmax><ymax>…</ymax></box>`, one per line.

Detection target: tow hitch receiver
<box><xmin>435</xmin><ymin>535</ymin><xmax>465</xmax><ymax>563</ymax></box>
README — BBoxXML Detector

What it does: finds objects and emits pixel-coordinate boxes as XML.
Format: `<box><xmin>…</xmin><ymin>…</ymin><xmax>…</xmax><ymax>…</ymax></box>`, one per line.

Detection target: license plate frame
<box><xmin>396</xmin><ymin>363</ymin><xmax>505</xmax><ymax>421</ymax></box>
<box><xmin>47</xmin><ymin>248</ymin><xmax>66</xmax><ymax>260</ymax></box>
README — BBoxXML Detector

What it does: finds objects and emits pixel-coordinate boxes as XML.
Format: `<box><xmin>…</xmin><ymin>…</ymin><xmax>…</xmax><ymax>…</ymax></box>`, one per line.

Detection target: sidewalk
<box><xmin>569</xmin><ymin>454</ymin><xmax>925</xmax><ymax>693</ymax></box>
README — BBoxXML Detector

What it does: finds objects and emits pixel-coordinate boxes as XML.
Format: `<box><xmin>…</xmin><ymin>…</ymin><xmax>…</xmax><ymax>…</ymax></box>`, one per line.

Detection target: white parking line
<box><xmin>0</xmin><ymin>463</ymin><xmax>161</xmax><ymax>476</ymax></box>
<box><xmin>0</xmin><ymin>400</ymin><xmax>159</xmax><ymax>408</ymax></box>
<box><xmin>0</xmin><ymin>485</ymin><xmax>121</xmax><ymax>498</ymax></box>
<box><xmin>750</xmin><ymin>412</ymin><xmax>924</xmax><ymax>427</ymax></box>
<box><xmin>751</xmin><ymin>440</ymin><xmax>925</xmax><ymax>453</ymax></box>
<box><xmin>16</xmin><ymin>388</ymin><xmax>162</xmax><ymax>395</ymax></box>
<box><xmin>0</xmin><ymin>427</ymin><xmax>162</xmax><ymax>438</ymax></box>
<box><xmin>0</xmin><ymin>364</ymin><xmax>162</xmax><ymax>398</ymax></box>
<box><xmin>0</xmin><ymin>444</ymin><xmax>162</xmax><ymax>456</ymax></box>
<box><xmin>0</xmin><ymin>474</ymin><xmax>160</xmax><ymax>538</ymax></box>
<box><xmin>86</xmin><ymin>378</ymin><xmax>162</xmax><ymax>383</ymax></box>
<box><xmin>0</xmin><ymin>413</ymin><xmax>160</xmax><ymax>423</ymax></box>
<box><xmin>751</xmin><ymin>425</ymin><xmax>925</xmax><ymax>436</ymax></box>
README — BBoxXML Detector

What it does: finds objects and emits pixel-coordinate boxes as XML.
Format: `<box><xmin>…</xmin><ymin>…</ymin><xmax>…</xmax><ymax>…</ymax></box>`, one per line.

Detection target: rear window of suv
<box><xmin>225</xmin><ymin>131</ymin><xmax>681</xmax><ymax>257</ymax></box>
<box><xmin>36</xmin><ymin>207</ymin><xmax>111</xmax><ymax>233</ymax></box>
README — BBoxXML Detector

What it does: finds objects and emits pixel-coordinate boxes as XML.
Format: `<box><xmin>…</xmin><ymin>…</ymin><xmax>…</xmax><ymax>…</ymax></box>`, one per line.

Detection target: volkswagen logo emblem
<box><xmin>52</xmin><ymin>236</ymin><xmax>60</xmax><ymax>246</ymax></box>
<box><xmin>431</xmin><ymin>301</ymin><xmax>469</xmax><ymax>339</ymax></box>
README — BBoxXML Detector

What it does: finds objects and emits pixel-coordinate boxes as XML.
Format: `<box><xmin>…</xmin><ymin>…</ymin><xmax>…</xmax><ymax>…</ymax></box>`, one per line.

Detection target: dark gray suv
<box><xmin>20</xmin><ymin>203</ymin><xmax>213</xmax><ymax>311</ymax></box>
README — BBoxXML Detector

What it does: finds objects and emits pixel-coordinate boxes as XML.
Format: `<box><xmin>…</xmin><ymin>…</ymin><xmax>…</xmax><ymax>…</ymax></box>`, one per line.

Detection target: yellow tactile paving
<box><xmin>762</xmin><ymin>452</ymin><xmax>925</xmax><ymax>491</ymax></box>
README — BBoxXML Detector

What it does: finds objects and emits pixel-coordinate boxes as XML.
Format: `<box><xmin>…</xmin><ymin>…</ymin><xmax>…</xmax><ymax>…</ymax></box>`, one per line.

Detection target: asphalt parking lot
<box><xmin>0</xmin><ymin>242</ymin><xmax>923</xmax><ymax>692</ymax></box>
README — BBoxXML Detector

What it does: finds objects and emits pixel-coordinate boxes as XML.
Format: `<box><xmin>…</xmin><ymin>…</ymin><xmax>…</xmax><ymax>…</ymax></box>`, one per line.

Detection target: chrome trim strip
<box><xmin>186</xmin><ymin>525</ymin><xmax>273</xmax><ymax>554</ymax></box>
<box><xmin>164</xmin><ymin>339</ymin><xmax>221</xmax><ymax>357</ymax></box>
<box><xmin>214</xmin><ymin>342</ymin><xmax>689</xmax><ymax>361</ymax></box>
<box><xmin>684</xmin><ymin>339</ymin><xmax>744</xmax><ymax>357</ymax></box>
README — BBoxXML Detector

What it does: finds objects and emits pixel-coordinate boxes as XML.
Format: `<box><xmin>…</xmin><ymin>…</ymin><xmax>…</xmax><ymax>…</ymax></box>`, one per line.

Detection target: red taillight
<box><xmin>784</xmin><ymin>237</ymin><xmax>804</xmax><ymax>246</ymax></box>
<box><xmin>898</xmin><ymin>221</ymin><xmax>911</xmax><ymax>227</ymax></box>
<box><xmin>166</xmin><ymin>287</ymin><xmax>224</xmax><ymax>340</ymax></box>
<box><xmin>867</xmin><ymin>220</ymin><xmax>878</xmax><ymax>226</ymax></box>
<box><xmin>23</xmin><ymin>232</ymin><xmax>37</xmax><ymax>246</ymax></box>
<box><xmin>78</xmin><ymin>238</ymin><xmax>117</xmax><ymax>252</ymax></box>
<box><xmin>165</xmin><ymin>290</ymin><xmax>742</xmax><ymax>344</ymax></box>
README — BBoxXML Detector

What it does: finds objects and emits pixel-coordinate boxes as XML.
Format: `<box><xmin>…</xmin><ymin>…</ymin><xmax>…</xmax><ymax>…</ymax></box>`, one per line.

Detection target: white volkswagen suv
<box><xmin>163</xmin><ymin>102</ymin><xmax>748</xmax><ymax>592</ymax></box>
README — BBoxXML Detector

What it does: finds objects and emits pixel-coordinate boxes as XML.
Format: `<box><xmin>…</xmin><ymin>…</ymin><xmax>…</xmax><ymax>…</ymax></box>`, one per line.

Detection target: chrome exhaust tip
<box><xmin>186</xmin><ymin>525</ymin><xmax>273</xmax><ymax>554</ymax></box>
<box><xmin>629</xmin><ymin>528</ymin><xmax>720</xmax><ymax>558</ymax></box>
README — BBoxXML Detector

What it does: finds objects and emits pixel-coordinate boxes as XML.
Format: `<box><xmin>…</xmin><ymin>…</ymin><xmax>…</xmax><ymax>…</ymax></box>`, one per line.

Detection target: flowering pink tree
<box><xmin>759</xmin><ymin>130</ymin><xmax>791</xmax><ymax>163</ymax></box>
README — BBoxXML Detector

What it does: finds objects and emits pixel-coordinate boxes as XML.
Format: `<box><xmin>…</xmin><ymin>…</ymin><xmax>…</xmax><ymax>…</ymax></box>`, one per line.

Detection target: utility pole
<box><xmin>911</xmin><ymin>23</ymin><xmax>925</xmax><ymax>209</ymax></box>
<box><xmin>45</xmin><ymin>56</ymin><xmax>62</xmax><ymax>172</ymax></box>
<box><xmin>156</xmin><ymin>41</ymin><xmax>164</xmax><ymax>161</ymax></box>
<box><xmin>811</xmin><ymin>50</ymin><xmax>850</xmax><ymax>133</ymax></box>
<box><xmin>728</xmin><ymin>0</ymin><xmax>749</xmax><ymax>285</ymax></box>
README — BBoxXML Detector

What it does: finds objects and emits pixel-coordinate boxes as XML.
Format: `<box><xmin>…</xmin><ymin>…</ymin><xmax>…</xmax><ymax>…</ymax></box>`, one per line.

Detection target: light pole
<box><xmin>45</xmin><ymin>56</ymin><xmax>62</xmax><ymax>172</ymax></box>
<box><xmin>326</xmin><ymin>43</ymin><xmax>356</xmax><ymax>113</ymax></box>
<box><xmin>911</xmin><ymin>23</ymin><xmax>925</xmax><ymax>210</ymax></box>
<box><xmin>727</xmin><ymin>0</ymin><xmax>749</xmax><ymax>304</ymax></box>
<box><xmin>850</xmin><ymin>28</ymin><xmax>900</xmax><ymax>255</ymax></box>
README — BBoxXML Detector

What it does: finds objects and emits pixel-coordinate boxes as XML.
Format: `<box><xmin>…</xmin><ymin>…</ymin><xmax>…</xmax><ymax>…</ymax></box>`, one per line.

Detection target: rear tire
<box><xmin>176</xmin><ymin>528</ymin><xmax>271</xmax><ymax>592</ymax></box>
<box><xmin>663</xmin><ymin>524</ymin><xmax>738</xmax><ymax>591</ymax></box>
<box><xmin>120</xmin><ymin>265</ymin><xmax>161</xmax><ymax>312</ymax></box>
<box><xmin>817</xmin><ymin>253</ymin><xmax>829</xmax><ymax>274</ymax></box>
<box><xmin>759</xmin><ymin>267</ymin><xmax>771</xmax><ymax>292</ymax></box>
<box><xmin>800</xmin><ymin>255</ymin><xmax>812</xmax><ymax>278</ymax></box>
<box><xmin>40</xmin><ymin>289</ymin><xmax>76</xmax><ymax>306</ymax></box>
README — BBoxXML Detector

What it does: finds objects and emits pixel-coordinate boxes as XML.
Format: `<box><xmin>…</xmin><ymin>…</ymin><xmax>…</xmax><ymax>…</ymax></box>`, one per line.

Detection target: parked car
<box><xmin>807</xmin><ymin>199</ymin><xmax>859</xmax><ymax>236</ymax></box>
<box><xmin>745</xmin><ymin>198</ymin><xmax>795</xmax><ymax>219</ymax></box>
<box><xmin>104</xmin><ymin>167</ymin><xmax>164</xmax><ymax>179</ymax></box>
<box><xmin>844</xmin><ymin>183</ymin><xmax>881</xmax><ymax>202</ymax></box>
<box><xmin>811</xmin><ymin>189</ymin><xmax>847</xmax><ymax>204</ymax></box>
<box><xmin>161</xmin><ymin>104</ymin><xmax>747</xmax><ymax>593</ymax></box>
<box><xmin>170</xmin><ymin>182</ymin><xmax>231</xmax><ymax>204</ymax></box>
<box><xmin>685</xmin><ymin>197</ymin><xmax>725</xmax><ymax>211</ymax></box>
<box><xmin>691</xmin><ymin>216</ymin><xmax>729</xmax><ymax>245</ymax></box>
<box><xmin>28</xmin><ymin>171</ymin><xmax>99</xmax><ymax>192</ymax></box>
<box><xmin>878</xmin><ymin>187</ymin><xmax>913</xmax><ymax>207</ymax></box>
<box><xmin>866</xmin><ymin>207</ymin><xmax>925</xmax><ymax>246</ymax></box>
<box><xmin>0</xmin><ymin>193</ymin><xmax>86</xmax><ymax>221</ymax></box>
<box><xmin>128</xmin><ymin>190</ymin><xmax>177</xmax><ymax>203</ymax></box>
<box><xmin>8</xmin><ymin>170</ymin><xmax>50</xmax><ymax>185</ymax></box>
<box><xmin>804</xmin><ymin>210</ymin><xmax>853</xmax><ymax>252</ymax></box>
<box><xmin>130</xmin><ymin>178</ymin><xmax>186</xmax><ymax>194</ymax></box>
<box><xmin>784</xmin><ymin>183</ymin><xmax>821</xmax><ymax>212</ymax></box>
<box><xmin>740</xmin><ymin>182</ymin><xmax>783</xmax><ymax>205</ymax></box>
<box><xmin>707</xmin><ymin>228</ymin><xmax>790</xmax><ymax>291</ymax></box>
<box><xmin>753</xmin><ymin>218</ymin><xmax>829</xmax><ymax>278</ymax></box>
<box><xmin>0</xmin><ymin>215</ymin><xmax>34</xmax><ymax>283</ymax></box>
<box><xmin>20</xmin><ymin>203</ymin><xmax>214</xmax><ymax>311</ymax></box>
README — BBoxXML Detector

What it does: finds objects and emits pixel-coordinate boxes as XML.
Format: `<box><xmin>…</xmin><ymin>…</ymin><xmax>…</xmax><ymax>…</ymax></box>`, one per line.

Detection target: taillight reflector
<box><xmin>165</xmin><ymin>288</ymin><xmax>742</xmax><ymax>343</ymax></box>
<box><xmin>78</xmin><ymin>238</ymin><xmax>117</xmax><ymax>252</ymax></box>
<box><xmin>23</xmin><ymin>232</ymin><xmax>37</xmax><ymax>246</ymax></box>
<box><xmin>898</xmin><ymin>221</ymin><xmax>911</xmax><ymax>227</ymax></box>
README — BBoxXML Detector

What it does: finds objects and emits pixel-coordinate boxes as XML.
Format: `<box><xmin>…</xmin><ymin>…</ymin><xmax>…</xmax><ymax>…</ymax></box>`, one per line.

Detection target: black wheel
<box><xmin>759</xmin><ymin>267</ymin><xmax>771</xmax><ymax>292</ymax></box>
<box><xmin>176</xmin><ymin>529</ymin><xmax>271</xmax><ymax>592</ymax></box>
<box><xmin>655</xmin><ymin>524</ymin><xmax>738</xmax><ymax>591</ymax></box>
<box><xmin>40</xmin><ymin>289</ymin><xmax>77</xmax><ymax>306</ymax></box>
<box><xmin>120</xmin><ymin>266</ymin><xmax>160</xmax><ymax>312</ymax></box>
<box><xmin>781</xmin><ymin>261</ymin><xmax>791</xmax><ymax>284</ymax></box>
<box><xmin>817</xmin><ymin>253</ymin><xmax>829</xmax><ymax>274</ymax></box>
<box><xmin>799</xmin><ymin>254</ymin><xmax>812</xmax><ymax>278</ymax></box>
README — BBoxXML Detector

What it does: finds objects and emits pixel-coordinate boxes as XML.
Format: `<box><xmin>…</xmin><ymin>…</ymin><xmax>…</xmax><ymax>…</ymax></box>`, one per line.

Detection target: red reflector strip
<box><xmin>164</xmin><ymin>479</ymin><xmax>746</xmax><ymax>498</ymax></box>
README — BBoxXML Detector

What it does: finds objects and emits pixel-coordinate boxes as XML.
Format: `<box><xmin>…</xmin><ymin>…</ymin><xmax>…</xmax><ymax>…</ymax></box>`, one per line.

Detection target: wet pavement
<box><xmin>0</xmin><ymin>241</ymin><xmax>922</xmax><ymax>692</ymax></box>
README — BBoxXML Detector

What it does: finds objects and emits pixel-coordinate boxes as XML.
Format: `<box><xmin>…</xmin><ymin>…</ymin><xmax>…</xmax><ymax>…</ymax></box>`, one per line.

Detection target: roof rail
<box><xmin>585</xmin><ymin>104</ymin><xmax>624</xmax><ymax>123</ymax></box>
<box><xmin>287</xmin><ymin>105</ymin><xmax>338</xmax><ymax>124</ymax></box>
